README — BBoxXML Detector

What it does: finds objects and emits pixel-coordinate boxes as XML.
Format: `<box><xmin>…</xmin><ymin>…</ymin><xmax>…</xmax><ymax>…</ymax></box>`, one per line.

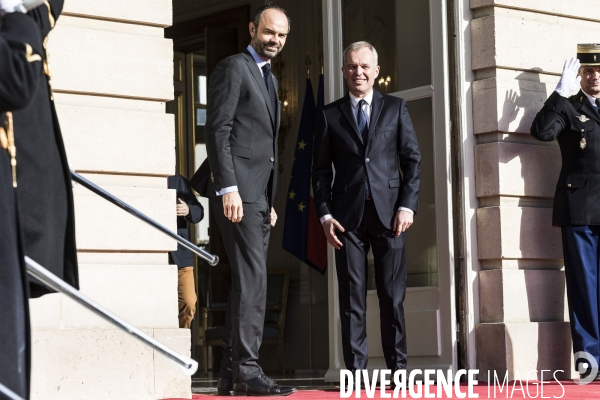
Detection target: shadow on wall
<box><xmin>504</xmin><ymin>70</ymin><xmax>571</xmax><ymax>380</ymax></box>
<box><xmin>498</xmin><ymin>70</ymin><xmax>546</xmax><ymax>134</ymax></box>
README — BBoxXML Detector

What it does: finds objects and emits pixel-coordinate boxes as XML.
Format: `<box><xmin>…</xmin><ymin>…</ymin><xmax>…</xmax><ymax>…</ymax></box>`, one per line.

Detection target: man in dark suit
<box><xmin>531</xmin><ymin>44</ymin><xmax>600</xmax><ymax>380</ymax></box>
<box><xmin>198</xmin><ymin>2</ymin><xmax>295</xmax><ymax>396</ymax></box>
<box><xmin>0</xmin><ymin>1</ymin><xmax>44</xmax><ymax>398</ymax></box>
<box><xmin>312</xmin><ymin>41</ymin><xmax>421</xmax><ymax>377</ymax></box>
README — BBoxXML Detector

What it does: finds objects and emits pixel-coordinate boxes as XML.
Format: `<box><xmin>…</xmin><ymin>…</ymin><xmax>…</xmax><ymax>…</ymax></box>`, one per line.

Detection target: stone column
<box><xmin>469</xmin><ymin>0</ymin><xmax>600</xmax><ymax>381</ymax></box>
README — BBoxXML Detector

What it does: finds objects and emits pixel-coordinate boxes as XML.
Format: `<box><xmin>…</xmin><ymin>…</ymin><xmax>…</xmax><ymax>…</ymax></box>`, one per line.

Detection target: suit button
<box><xmin>365</xmin><ymin>158</ymin><xmax>370</xmax><ymax>162</ymax></box>
<box><xmin>567</xmin><ymin>183</ymin><xmax>572</xmax><ymax>188</ymax></box>
<box><xmin>270</xmin><ymin>157</ymin><xmax>275</xmax><ymax>162</ymax></box>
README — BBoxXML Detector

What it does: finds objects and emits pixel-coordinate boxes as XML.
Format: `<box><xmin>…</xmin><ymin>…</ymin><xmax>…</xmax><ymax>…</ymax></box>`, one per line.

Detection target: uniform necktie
<box><xmin>357</xmin><ymin>99</ymin><xmax>372</xmax><ymax>199</ymax></box>
<box><xmin>261</xmin><ymin>63</ymin><xmax>278</xmax><ymax>119</ymax></box>
<box><xmin>595</xmin><ymin>98</ymin><xmax>600</xmax><ymax>114</ymax></box>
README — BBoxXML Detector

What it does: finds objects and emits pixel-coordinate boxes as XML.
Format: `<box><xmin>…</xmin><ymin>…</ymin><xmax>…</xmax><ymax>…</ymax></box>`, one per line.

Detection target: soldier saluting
<box><xmin>531</xmin><ymin>44</ymin><xmax>600</xmax><ymax>380</ymax></box>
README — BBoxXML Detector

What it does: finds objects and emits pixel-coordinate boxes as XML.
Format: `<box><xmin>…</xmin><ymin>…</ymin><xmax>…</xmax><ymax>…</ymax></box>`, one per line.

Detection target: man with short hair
<box><xmin>312</xmin><ymin>41</ymin><xmax>421</xmax><ymax>377</ymax></box>
<box><xmin>531</xmin><ymin>44</ymin><xmax>600</xmax><ymax>380</ymax></box>
<box><xmin>194</xmin><ymin>1</ymin><xmax>295</xmax><ymax>396</ymax></box>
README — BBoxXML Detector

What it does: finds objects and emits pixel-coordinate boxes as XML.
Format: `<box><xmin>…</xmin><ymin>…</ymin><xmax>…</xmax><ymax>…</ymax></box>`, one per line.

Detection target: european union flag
<box><xmin>282</xmin><ymin>76</ymin><xmax>327</xmax><ymax>273</ymax></box>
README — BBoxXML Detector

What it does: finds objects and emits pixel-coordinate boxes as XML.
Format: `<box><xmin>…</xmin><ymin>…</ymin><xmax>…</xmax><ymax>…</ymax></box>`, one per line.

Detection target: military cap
<box><xmin>578</xmin><ymin>43</ymin><xmax>600</xmax><ymax>66</ymax></box>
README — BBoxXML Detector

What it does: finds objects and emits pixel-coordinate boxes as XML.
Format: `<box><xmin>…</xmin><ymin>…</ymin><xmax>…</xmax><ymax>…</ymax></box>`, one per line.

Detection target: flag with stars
<box><xmin>282</xmin><ymin>76</ymin><xmax>327</xmax><ymax>274</ymax></box>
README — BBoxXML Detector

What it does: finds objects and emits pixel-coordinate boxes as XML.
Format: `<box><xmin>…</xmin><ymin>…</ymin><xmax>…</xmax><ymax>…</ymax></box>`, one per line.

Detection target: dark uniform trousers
<box><xmin>562</xmin><ymin>225</ymin><xmax>600</xmax><ymax>368</ymax></box>
<box><xmin>210</xmin><ymin>194</ymin><xmax>271</xmax><ymax>382</ymax></box>
<box><xmin>531</xmin><ymin>90</ymin><xmax>600</xmax><ymax>369</ymax></box>
<box><xmin>336</xmin><ymin>199</ymin><xmax>408</xmax><ymax>371</ymax></box>
<box><xmin>0</xmin><ymin>149</ymin><xmax>30</xmax><ymax>399</ymax></box>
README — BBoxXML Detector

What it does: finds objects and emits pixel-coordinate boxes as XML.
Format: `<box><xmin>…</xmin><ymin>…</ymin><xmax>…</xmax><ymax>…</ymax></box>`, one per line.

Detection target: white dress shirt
<box><xmin>215</xmin><ymin>45</ymin><xmax>271</xmax><ymax>196</ymax></box>
<box><xmin>320</xmin><ymin>89</ymin><xmax>414</xmax><ymax>224</ymax></box>
<box><xmin>582</xmin><ymin>90</ymin><xmax>600</xmax><ymax>109</ymax></box>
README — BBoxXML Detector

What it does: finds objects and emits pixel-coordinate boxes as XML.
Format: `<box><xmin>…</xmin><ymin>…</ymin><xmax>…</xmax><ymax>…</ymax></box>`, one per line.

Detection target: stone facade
<box><xmin>24</xmin><ymin>0</ymin><xmax>597</xmax><ymax>395</ymax></box>
<box><xmin>469</xmin><ymin>0</ymin><xmax>598</xmax><ymax>381</ymax></box>
<box><xmin>27</xmin><ymin>1</ymin><xmax>191</xmax><ymax>398</ymax></box>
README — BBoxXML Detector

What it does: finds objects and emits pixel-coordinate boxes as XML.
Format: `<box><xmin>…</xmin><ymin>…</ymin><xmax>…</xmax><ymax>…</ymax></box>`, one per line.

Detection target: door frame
<box><xmin>322</xmin><ymin>0</ymin><xmax>458</xmax><ymax>381</ymax></box>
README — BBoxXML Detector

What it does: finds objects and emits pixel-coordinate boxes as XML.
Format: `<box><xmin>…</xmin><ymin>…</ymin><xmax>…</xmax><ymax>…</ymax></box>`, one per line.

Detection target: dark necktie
<box><xmin>595</xmin><ymin>98</ymin><xmax>600</xmax><ymax>114</ymax></box>
<box><xmin>261</xmin><ymin>63</ymin><xmax>278</xmax><ymax>119</ymax></box>
<box><xmin>357</xmin><ymin>99</ymin><xmax>369</xmax><ymax>144</ymax></box>
<box><xmin>357</xmin><ymin>99</ymin><xmax>372</xmax><ymax>199</ymax></box>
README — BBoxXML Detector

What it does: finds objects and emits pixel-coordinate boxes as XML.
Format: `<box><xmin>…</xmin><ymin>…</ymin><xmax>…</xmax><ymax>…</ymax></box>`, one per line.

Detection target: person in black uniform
<box><xmin>167</xmin><ymin>174</ymin><xmax>204</xmax><ymax>329</ymax></box>
<box><xmin>531</xmin><ymin>44</ymin><xmax>600</xmax><ymax>379</ymax></box>
<box><xmin>0</xmin><ymin>1</ymin><xmax>44</xmax><ymax>398</ymax></box>
<box><xmin>12</xmin><ymin>0</ymin><xmax>79</xmax><ymax>298</ymax></box>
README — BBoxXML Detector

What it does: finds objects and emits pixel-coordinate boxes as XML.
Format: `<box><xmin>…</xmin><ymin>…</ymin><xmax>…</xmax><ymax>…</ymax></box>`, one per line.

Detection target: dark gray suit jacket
<box><xmin>312</xmin><ymin>90</ymin><xmax>421</xmax><ymax>231</ymax></box>
<box><xmin>198</xmin><ymin>49</ymin><xmax>280</xmax><ymax>205</ymax></box>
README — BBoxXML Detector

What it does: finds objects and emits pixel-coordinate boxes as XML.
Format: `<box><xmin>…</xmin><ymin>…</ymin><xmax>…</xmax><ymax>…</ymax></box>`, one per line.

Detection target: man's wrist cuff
<box><xmin>320</xmin><ymin>214</ymin><xmax>332</xmax><ymax>224</ymax></box>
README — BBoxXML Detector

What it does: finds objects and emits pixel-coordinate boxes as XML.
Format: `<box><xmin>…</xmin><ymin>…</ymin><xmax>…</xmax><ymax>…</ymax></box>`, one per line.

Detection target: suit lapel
<box><xmin>242</xmin><ymin>50</ymin><xmax>276</xmax><ymax>127</ymax></box>
<box><xmin>368</xmin><ymin>91</ymin><xmax>384</xmax><ymax>142</ymax></box>
<box><xmin>339</xmin><ymin>95</ymin><xmax>363</xmax><ymax>144</ymax></box>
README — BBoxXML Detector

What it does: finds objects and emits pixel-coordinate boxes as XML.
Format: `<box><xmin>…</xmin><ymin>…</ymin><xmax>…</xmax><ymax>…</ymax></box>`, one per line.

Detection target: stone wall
<box><xmin>27</xmin><ymin>1</ymin><xmax>190</xmax><ymax>398</ymax></box>
<box><xmin>469</xmin><ymin>0</ymin><xmax>599</xmax><ymax>381</ymax></box>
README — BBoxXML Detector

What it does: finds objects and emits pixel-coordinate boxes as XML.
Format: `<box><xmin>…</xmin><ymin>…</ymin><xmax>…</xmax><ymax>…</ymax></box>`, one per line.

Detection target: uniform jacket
<box><xmin>168</xmin><ymin>174</ymin><xmax>204</xmax><ymax>268</ymax></box>
<box><xmin>0</xmin><ymin>9</ymin><xmax>45</xmax><ymax>399</ymax></box>
<box><xmin>13</xmin><ymin>0</ymin><xmax>79</xmax><ymax>298</ymax></box>
<box><xmin>195</xmin><ymin>49</ymin><xmax>280</xmax><ymax>206</ymax></box>
<box><xmin>312</xmin><ymin>90</ymin><xmax>421</xmax><ymax>231</ymax></box>
<box><xmin>532</xmin><ymin>90</ymin><xmax>600</xmax><ymax>226</ymax></box>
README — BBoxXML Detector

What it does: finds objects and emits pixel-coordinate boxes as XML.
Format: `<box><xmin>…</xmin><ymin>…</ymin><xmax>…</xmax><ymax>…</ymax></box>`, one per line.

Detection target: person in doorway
<box><xmin>531</xmin><ymin>44</ymin><xmax>600</xmax><ymax>380</ymax></box>
<box><xmin>312</xmin><ymin>41</ymin><xmax>421</xmax><ymax>383</ymax></box>
<box><xmin>168</xmin><ymin>174</ymin><xmax>204</xmax><ymax>329</ymax></box>
<box><xmin>190</xmin><ymin>1</ymin><xmax>295</xmax><ymax>396</ymax></box>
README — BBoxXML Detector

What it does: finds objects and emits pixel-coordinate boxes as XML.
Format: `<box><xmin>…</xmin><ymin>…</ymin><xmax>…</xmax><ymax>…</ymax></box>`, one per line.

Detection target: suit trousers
<box><xmin>335</xmin><ymin>199</ymin><xmax>408</xmax><ymax>371</ymax></box>
<box><xmin>561</xmin><ymin>225</ymin><xmax>600</xmax><ymax>369</ymax></box>
<box><xmin>210</xmin><ymin>195</ymin><xmax>271</xmax><ymax>382</ymax></box>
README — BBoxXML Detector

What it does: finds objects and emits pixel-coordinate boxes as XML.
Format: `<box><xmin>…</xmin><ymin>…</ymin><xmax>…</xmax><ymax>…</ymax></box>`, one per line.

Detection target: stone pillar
<box><xmin>28</xmin><ymin>1</ymin><xmax>191</xmax><ymax>398</ymax></box>
<box><xmin>469</xmin><ymin>0</ymin><xmax>600</xmax><ymax>381</ymax></box>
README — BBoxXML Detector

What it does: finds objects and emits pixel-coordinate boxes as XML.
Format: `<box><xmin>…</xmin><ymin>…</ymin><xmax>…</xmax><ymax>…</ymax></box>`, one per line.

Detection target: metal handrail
<box><xmin>71</xmin><ymin>170</ymin><xmax>218</xmax><ymax>266</ymax></box>
<box><xmin>25</xmin><ymin>256</ymin><xmax>199</xmax><ymax>375</ymax></box>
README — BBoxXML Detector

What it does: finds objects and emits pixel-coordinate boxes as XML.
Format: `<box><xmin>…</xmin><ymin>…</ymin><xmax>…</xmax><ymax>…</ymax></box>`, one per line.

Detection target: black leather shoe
<box><xmin>233</xmin><ymin>374</ymin><xmax>296</xmax><ymax>396</ymax></box>
<box><xmin>342</xmin><ymin>374</ymin><xmax>360</xmax><ymax>392</ymax></box>
<box><xmin>217</xmin><ymin>377</ymin><xmax>233</xmax><ymax>396</ymax></box>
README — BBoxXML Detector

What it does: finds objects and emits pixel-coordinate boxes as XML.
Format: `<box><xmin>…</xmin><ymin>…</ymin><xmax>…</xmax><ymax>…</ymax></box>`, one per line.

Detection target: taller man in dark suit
<box><xmin>531</xmin><ymin>44</ymin><xmax>600</xmax><ymax>380</ymax></box>
<box><xmin>312</xmin><ymin>41</ymin><xmax>421</xmax><ymax>375</ymax></box>
<box><xmin>201</xmin><ymin>2</ymin><xmax>295</xmax><ymax>396</ymax></box>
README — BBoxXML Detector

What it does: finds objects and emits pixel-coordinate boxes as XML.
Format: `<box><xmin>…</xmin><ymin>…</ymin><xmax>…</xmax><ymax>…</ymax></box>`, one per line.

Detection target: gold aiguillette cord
<box><xmin>5</xmin><ymin>112</ymin><xmax>17</xmax><ymax>187</ymax></box>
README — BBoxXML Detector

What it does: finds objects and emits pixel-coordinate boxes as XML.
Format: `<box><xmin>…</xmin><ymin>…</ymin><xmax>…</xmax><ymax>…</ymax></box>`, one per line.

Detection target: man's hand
<box><xmin>176</xmin><ymin>198</ymin><xmax>189</xmax><ymax>216</ymax></box>
<box><xmin>322</xmin><ymin>218</ymin><xmax>345</xmax><ymax>250</ymax></box>
<box><xmin>223</xmin><ymin>191</ymin><xmax>243</xmax><ymax>223</ymax></box>
<box><xmin>393</xmin><ymin>210</ymin><xmax>413</xmax><ymax>237</ymax></box>
<box><xmin>555</xmin><ymin>58</ymin><xmax>582</xmax><ymax>97</ymax></box>
<box><xmin>270</xmin><ymin>207</ymin><xmax>277</xmax><ymax>227</ymax></box>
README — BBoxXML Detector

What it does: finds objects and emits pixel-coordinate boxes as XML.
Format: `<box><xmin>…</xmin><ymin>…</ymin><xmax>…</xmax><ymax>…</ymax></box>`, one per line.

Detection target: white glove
<box><xmin>555</xmin><ymin>58</ymin><xmax>582</xmax><ymax>97</ymax></box>
<box><xmin>0</xmin><ymin>0</ymin><xmax>26</xmax><ymax>14</ymax></box>
<box><xmin>22</xmin><ymin>0</ymin><xmax>45</xmax><ymax>11</ymax></box>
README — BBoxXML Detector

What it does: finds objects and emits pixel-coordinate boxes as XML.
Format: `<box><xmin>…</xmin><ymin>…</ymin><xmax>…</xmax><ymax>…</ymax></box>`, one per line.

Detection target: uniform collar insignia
<box><xmin>577</xmin><ymin>115</ymin><xmax>590</xmax><ymax>122</ymax></box>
